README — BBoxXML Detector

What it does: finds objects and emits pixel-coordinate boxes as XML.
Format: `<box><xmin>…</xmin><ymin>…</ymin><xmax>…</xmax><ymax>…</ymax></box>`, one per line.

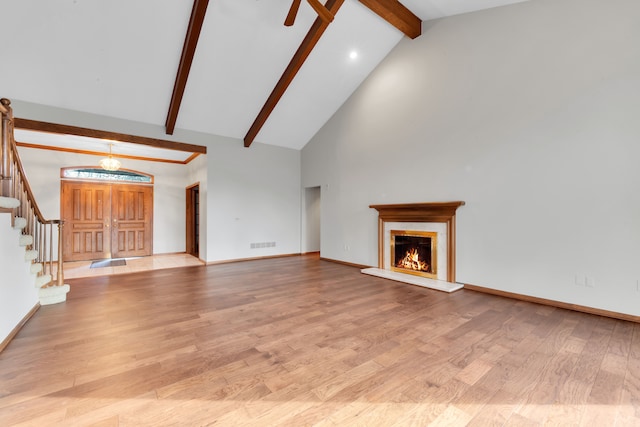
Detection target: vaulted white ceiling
<box><xmin>1</xmin><ymin>0</ymin><xmax>528</xmax><ymax>152</ymax></box>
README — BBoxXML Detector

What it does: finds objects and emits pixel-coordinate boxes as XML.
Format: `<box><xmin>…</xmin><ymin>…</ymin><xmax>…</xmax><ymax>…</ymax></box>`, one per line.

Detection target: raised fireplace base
<box><xmin>361</xmin><ymin>268</ymin><xmax>464</xmax><ymax>293</ymax></box>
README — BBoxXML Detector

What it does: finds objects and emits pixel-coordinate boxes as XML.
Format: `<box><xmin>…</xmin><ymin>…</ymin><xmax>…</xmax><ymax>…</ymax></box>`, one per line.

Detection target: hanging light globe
<box><xmin>100</xmin><ymin>143</ymin><xmax>121</xmax><ymax>171</ymax></box>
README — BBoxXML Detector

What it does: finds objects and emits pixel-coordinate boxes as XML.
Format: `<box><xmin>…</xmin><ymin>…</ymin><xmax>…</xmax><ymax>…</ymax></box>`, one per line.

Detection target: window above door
<box><xmin>61</xmin><ymin>167</ymin><xmax>153</xmax><ymax>184</ymax></box>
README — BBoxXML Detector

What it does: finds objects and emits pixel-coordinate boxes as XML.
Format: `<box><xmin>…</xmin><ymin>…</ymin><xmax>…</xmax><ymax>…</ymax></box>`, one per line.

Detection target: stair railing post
<box><xmin>56</xmin><ymin>221</ymin><xmax>65</xmax><ymax>287</ymax></box>
<box><xmin>48</xmin><ymin>222</ymin><xmax>53</xmax><ymax>278</ymax></box>
<box><xmin>0</xmin><ymin>98</ymin><xmax>12</xmax><ymax>197</ymax></box>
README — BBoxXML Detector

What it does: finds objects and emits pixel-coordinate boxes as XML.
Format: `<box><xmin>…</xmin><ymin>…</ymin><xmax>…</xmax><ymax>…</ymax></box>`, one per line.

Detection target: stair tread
<box><xmin>0</xmin><ymin>196</ymin><xmax>20</xmax><ymax>209</ymax></box>
<box><xmin>13</xmin><ymin>217</ymin><xmax>27</xmax><ymax>230</ymax></box>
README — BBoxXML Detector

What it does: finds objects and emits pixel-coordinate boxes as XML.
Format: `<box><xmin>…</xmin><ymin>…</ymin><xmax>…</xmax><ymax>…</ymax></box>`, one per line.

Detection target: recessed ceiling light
<box><xmin>349</xmin><ymin>51</ymin><xmax>358</xmax><ymax>60</ymax></box>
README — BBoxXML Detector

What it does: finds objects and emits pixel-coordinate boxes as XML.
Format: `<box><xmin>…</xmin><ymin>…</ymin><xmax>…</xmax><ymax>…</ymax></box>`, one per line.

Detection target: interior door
<box><xmin>62</xmin><ymin>181</ymin><xmax>153</xmax><ymax>261</ymax></box>
<box><xmin>111</xmin><ymin>184</ymin><xmax>153</xmax><ymax>258</ymax></box>
<box><xmin>61</xmin><ymin>181</ymin><xmax>112</xmax><ymax>261</ymax></box>
<box><xmin>185</xmin><ymin>183</ymin><xmax>199</xmax><ymax>257</ymax></box>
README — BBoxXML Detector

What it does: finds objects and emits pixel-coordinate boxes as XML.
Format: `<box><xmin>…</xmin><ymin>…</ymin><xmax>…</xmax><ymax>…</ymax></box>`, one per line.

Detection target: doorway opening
<box><xmin>186</xmin><ymin>183</ymin><xmax>200</xmax><ymax>258</ymax></box>
<box><xmin>302</xmin><ymin>186</ymin><xmax>321</xmax><ymax>254</ymax></box>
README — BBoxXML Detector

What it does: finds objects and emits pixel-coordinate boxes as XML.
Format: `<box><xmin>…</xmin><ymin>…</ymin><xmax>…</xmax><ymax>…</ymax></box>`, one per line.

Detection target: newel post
<box><xmin>0</xmin><ymin>98</ymin><xmax>12</xmax><ymax>197</ymax></box>
<box><xmin>56</xmin><ymin>221</ymin><xmax>65</xmax><ymax>286</ymax></box>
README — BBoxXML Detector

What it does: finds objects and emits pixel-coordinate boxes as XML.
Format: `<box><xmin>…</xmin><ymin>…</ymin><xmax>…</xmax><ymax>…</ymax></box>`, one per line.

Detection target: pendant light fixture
<box><xmin>99</xmin><ymin>143</ymin><xmax>121</xmax><ymax>171</ymax></box>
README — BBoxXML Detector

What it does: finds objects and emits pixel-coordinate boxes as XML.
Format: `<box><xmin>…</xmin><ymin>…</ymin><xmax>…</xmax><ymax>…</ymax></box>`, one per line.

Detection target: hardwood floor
<box><xmin>1</xmin><ymin>254</ymin><xmax>640</xmax><ymax>426</ymax></box>
<box><xmin>60</xmin><ymin>253</ymin><xmax>204</xmax><ymax>279</ymax></box>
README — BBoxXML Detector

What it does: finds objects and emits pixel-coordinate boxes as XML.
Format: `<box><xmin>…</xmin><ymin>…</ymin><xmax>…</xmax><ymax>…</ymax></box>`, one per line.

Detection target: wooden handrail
<box><xmin>1</xmin><ymin>97</ymin><xmax>65</xmax><ymax>289</ymax></box>
<box><xmin>8</xmin><ymin>134</ymin><xmax>49</xmax><ymax>222</ymax></box>
<box><xmin>11</xmin><ymin>143</ymin><xmax>50</xmax><ymax>224</ymax></box>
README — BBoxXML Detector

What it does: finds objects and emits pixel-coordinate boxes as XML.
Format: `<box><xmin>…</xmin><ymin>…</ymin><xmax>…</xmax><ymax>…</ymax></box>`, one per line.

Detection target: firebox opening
<box><xmin>390</xmin><ymin>230</ymin><xmax>438</xmax><ymax>279</ymax></box>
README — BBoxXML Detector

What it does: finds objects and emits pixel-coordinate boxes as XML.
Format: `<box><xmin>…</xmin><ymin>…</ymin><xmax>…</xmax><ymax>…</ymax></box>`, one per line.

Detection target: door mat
<box><xmin>90</xmin><ymin>259</ymin><xmax>127</xmax><ymax>268</ymax></box>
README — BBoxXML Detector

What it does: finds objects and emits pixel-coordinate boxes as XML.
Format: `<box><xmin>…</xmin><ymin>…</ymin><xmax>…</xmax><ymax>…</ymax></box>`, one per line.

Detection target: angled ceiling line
<box><xmin>243</xmin><ymin>0</ymin><xmax>346</xmax><ymax>148</ymax></box>
<box><xmin>15</xmin><ymin>118</ymin><xmax>207</xmax><ymax>154</ymax></box>
<box><xmin>165</xmin><ymin>0</ymin><xmax>210</xmax><ymax>135</ymax></box>
<box><xmin>358</xmin><ymin>0</ymin><xmax>422</xmax><ymax>39</ymax></box>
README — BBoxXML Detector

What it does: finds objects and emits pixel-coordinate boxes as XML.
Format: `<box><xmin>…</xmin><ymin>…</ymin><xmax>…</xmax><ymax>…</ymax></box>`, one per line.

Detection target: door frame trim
<box><xmin>185</xmin><ymin>182</ymin><xmax>200</xmax><ymax>257</ymax></box>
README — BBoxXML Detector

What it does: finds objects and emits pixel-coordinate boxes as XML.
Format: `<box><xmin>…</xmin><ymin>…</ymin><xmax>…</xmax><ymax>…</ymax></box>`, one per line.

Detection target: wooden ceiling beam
<box><xmin>244</xmin><ymin>0</ymin><xmax>345</xmax><ymax>148</ymax></box>
<box><xmin>15</xmin><ymin>142</ymin><xmax>200</xmax><ymax>165</ymax></box>
<box><xmin>165</xmin><ymin>0</ymin><xmax>210</xmax><ymax>135</ymax></box>
<box><xmin>14</xmin><ymin>118</ymin><xmax>207</xmax><ymax>154</ymax></box>
<box><xmin>307</xmin><ymin>0</ymin><xmax>335</xmax><ymax>23</ymax></box>
<box><xmin>358</xmin><ymin>0</ymin><xmax>421</xmax><ymax>39</ymax></box>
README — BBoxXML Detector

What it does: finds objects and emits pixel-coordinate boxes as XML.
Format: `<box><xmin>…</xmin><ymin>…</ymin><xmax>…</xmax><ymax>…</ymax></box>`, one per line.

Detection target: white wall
<box><xmin>0</xmin><ymin>213</ymin><xmax>39</xmax><ymax>343</ymax></box>
<box><xmin>205</xmin><ymin>137</ymin><xmax>301</xmax><ymax>262</ymax></box>
<box><xmin>302</xmin><ymin>0</ymin><xmax>640</xmax><ymax>316</ymax></box>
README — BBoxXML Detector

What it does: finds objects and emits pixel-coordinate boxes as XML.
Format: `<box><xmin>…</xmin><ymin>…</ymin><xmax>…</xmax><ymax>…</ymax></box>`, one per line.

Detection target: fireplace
<box><xmin>362</xmin><ymin>202</ymin><xmax>465</xmax><ymax>293</ymax></box>
<box><xmin>391</xmin><ymin>230</ymin><xmax>437</xmax><ymax>279</ymax></box>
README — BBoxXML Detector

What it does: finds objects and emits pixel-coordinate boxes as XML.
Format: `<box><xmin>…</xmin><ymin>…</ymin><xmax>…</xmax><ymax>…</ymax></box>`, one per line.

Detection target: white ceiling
<box><xmin>1</xmin><ymin>0</ymin><xmax>528</xmax><ymax>153</ymax></box>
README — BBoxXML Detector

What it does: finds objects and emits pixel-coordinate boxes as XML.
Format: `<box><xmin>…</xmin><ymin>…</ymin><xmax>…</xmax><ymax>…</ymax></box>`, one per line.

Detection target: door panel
<box><xmin>62</xmin><ymin>182</ymin><xmax>111</xmax><ymax>261</ymax></box>
<box><xmin>62</xmin><ymin>181</ymin><xmax>153</xmax><ymax>261</ymax></box>
<box><xmin>111</xmin><ymin>185</ymin><xmax>153</xmax><ymax>258</ymax></box>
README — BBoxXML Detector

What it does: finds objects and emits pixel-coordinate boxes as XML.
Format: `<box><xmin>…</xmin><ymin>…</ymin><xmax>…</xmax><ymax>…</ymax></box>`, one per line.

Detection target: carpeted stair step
<box><xmin>25</xmin><ymin>249</ymin><xmax>38</xmax><ymax>261</ymax></box>
<box><xmin>13</xmin><ymin>217</ymin><xmax>27</xmax><ymax>230</ymax></box>
<box><xmin>0</xmin><ymin>196</ymin><xmax>20</xmax><ymax>209</ymax></box>
<box><xmin>39</xmin><ymin>284</ymin><xmax>70</xmax><ymax>305</ymax></box>
<box><xmin>30</xmin><ymin>263</ymin><xmax>43</xmax><ymax>274</ymax></box>
<box><xmin>35</xmin><ymin>274</ymin><xmax>52</xmax><ymax>288</ymax></box>
<box><xmin>19</xmin><ymin>234</ymin><xmax>33</xmax><ymax>246</ymax></box>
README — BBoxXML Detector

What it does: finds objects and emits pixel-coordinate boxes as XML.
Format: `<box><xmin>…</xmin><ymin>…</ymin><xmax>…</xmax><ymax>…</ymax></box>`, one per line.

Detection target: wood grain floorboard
<box><xmin>1</xmin><ymin>254</ymin><xmax>640</xmax><ymax>426</ymax></box>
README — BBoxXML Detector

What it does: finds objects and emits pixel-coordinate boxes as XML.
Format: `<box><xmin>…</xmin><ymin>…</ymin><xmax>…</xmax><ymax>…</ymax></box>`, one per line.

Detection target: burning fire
<box><xmin>396</xmin><ymin>248</ymin><xmax>430</xmax><ymax>272</ymax></box>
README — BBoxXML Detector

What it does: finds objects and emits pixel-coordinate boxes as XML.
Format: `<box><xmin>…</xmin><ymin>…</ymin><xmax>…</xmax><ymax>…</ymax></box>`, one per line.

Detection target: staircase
<box><xmin>1</xmin><ymin>99</ymin><xmax>69</xmax><ymax>311</ymax></box>
<box><xmin>1</xmin><ymin>198</ymin><xmax>69</xmax><ymax>304</ymax></box>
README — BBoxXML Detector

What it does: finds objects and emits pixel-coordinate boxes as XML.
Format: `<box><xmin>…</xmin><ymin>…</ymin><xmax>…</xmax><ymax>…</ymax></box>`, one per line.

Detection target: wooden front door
<box><xmin>111</xmin><ymin>184</ymin><xmax>153</xmax><ymax>259</ymax></box>
<box><xmin>62</xmin><ymin>181</ymin><xmax>153</xmax><ymax>261</ymax></box>
<box><xmin>61</xmin><ymin>181</ymin><xmax>111</xmax><ymax>261</ymax></box>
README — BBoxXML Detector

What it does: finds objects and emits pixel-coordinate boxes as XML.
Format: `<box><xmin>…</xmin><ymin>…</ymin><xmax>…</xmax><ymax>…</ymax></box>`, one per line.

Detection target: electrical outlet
<box><xmin>575</xmin><ymin>274</ymin><xmax>585</xmax><ymax>286</ymax></box>
<box><xmin>585</xmin><ymin>276</ymin><xmax>595</xmax><ymax>288</ymax></box>
<box><xmin>636</xmin><ymin>280</ymin><xmax>639</xmax><ymax>292</ymax></box>
<box><xmin>343</xmin><ymin>244</ymin><xmax>350</xmax><ymax>251</ymax></box>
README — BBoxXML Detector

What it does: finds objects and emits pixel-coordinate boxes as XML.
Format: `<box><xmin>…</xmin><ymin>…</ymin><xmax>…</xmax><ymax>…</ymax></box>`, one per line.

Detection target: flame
<box><xmin>397</xmin><ymin>247</ymin><xmax>430</xmax><ymax>272</ymax></box>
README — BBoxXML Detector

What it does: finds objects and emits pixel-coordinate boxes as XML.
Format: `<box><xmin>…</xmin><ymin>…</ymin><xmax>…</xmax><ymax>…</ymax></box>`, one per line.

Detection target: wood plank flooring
<box><xmin>1</xmin><ymin>254</ymin><xmax>640</xmax><ymax>426</ymax></box>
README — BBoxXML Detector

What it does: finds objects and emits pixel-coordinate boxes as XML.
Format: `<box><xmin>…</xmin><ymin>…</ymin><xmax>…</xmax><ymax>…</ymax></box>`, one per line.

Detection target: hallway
<box><xmin>62</xmin><ymin>253</ymin><xmax>204</xmax><ymax>279</ymax></box>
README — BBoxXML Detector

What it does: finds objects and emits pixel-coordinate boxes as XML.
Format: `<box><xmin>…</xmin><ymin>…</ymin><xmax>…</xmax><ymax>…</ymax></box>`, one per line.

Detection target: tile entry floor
<box><xmin>61</xmin><ymin>253</ymin><xmax>204</xmax><ymax>279</ymax></box>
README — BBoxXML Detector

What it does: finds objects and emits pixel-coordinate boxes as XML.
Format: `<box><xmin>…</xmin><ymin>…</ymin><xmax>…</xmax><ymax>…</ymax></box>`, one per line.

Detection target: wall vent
<box><xmin>250</xmin><ymin>242</ymin><xmax>276</xmax><ymax>249</ymax></box>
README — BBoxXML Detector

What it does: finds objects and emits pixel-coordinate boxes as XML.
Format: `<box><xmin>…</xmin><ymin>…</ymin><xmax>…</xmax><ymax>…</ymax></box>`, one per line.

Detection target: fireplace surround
<box><xmin>362</xmin><ymin>201</ymin><xmax>465</xmax><ymax>292</ymax></box>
